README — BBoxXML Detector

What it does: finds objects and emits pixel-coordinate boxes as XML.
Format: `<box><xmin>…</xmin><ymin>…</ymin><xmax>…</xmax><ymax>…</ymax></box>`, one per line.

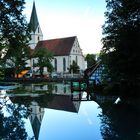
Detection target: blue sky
<box><xmin>24</xmin><ymin>0</ymin><xmax>106</xmax><ymax>54</ymax></box>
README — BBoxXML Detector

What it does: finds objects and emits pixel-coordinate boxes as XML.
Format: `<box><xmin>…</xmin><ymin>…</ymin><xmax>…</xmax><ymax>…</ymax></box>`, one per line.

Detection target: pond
<box><xmin>0</xmin><ymin>82</ymin><xmax>140</xmax><ymax>140</ymax></box>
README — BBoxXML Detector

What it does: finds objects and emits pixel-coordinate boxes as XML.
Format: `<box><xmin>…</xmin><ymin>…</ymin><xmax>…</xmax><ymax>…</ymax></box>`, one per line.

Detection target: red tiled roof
<box><xmin>35</xmin><ymin>36</ymin><xmax>76</xmax><ymax>56</ymax></box>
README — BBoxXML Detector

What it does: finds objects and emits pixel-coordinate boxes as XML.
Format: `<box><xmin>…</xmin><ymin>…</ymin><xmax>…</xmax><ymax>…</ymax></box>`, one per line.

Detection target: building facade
<box><xmin>29</xmin><ymin>2</ymin><xmax>86</xmax><ymax>75</ymax></box>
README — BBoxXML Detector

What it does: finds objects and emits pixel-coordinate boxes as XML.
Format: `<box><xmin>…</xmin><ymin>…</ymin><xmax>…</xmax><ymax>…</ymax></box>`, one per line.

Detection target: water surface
<box><xmin>0</xmin><ymin>83</ymin><xmax>140</xmax><ymax>140</ymax></box>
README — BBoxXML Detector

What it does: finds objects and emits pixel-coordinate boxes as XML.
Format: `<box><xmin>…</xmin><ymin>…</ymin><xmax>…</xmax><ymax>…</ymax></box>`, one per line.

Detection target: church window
<box><xmin>38</xmin><ymin>36</ymin><xmax>40</xmax><ymax>41</ymax></box>
<box><xmin>63</xmin><ymin>58</ymin><xmax>66</xmax><ymax>72</ymax></box>
<box><xmin>69</xmin><ymin>56</ymin><xmax>71</xmax><ymax>65</ymax></box>
<box><xmin>38</xmin><ymin>27</ymin><xmax>40</xmax><ymax>33</ymax></box>
<box><xmin>54</xmin><ymin>58</ymin><xmax>57</xmax><ymax>71</ymax></box>
<box><xmin>76</xmin><ymin>56</ymin><xmax>78</xmax><ymax>64</ymax></box>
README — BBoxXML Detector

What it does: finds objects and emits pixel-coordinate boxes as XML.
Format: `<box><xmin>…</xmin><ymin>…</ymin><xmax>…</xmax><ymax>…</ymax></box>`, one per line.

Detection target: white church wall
<box><xmin>53</xmin><ymin>56</ymin><xmax>69</xmax><ymax>73</ymax></box>
<box><xmin>70</xmin><ymin>37</ymin><xmax>86</xmax><ymax>71</ymax></box>
<box><xmin>29</xmin><ymin>25</ymin><xmax>43</xmax><ymax>49</ymax></box>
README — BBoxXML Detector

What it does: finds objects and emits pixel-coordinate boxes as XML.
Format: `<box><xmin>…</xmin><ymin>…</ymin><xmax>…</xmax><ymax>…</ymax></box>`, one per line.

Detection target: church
<box><xmin>28</xmin><ymin>2</ymin><xmax>86</xmax><ymax>76</ymax></box>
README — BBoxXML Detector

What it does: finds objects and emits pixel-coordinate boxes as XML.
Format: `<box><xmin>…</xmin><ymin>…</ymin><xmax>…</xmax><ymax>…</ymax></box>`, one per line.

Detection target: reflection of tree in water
<box><xmin>99</xmin><ymin>101</ymin><xmax>140</xmax><ymax>140</ymax></box>
<box><xmin>0</xmin><ymin>101</ymin><xmax>33</xmax><ymax>140</ymax></box>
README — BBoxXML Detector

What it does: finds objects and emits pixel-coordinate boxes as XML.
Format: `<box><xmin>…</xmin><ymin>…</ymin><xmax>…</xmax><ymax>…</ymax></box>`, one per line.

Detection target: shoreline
<box><xmin>0</xmin><ymin>77</ymin><xmax>85</xmax><ymax>84</ymax></box>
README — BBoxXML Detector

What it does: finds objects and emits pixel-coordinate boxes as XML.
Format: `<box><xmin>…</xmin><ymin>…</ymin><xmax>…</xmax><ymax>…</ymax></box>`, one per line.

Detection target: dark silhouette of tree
<box><xmin>85</xmin><ymin>54</ymin><xmax>97</xmax><ymax>68</ymax></box>
<box><xmin>0</xmin><ymin>0</ymin><xmax>30</xmax><ymax>78</ymax></box>
<box><xmin>69</xmin><ymin>60</ymin><xmax>80</xmax><ymax>74</ymax></box>
<box><xmin>99</xmin><ymin>101</ymin><xmax>140</xmax><ymax>140</ymax></box>
<box><xmin>101</xmin><ymin>0</ymin><xmax>140</xmax><ymax>96</ymax></box>
<box><xmin>0</xmin><ymin>100</ymin><xmax>33</xmax><ymax>139</ymax></box>
<box><xmin>33</xmin><ymin>48</ymin><xmax>53</xmax><ymax>77</ymax></box>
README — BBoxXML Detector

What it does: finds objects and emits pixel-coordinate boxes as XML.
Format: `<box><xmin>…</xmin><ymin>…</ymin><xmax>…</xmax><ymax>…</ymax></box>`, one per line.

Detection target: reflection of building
<box><xmin>47</xmin><ymin>95</ymin><xmax>81</xmax><ymax>113</ymax></box>
<box><xmin>10</xmin><ymin>94</ymin><xmax>81</xmax><ymax>139</ymax></box>
<box><xmin>21</xmin><ymin>83</ymin><xmax>71</xmax><ymax>94</ymax></box>
<box><xmin>53</xmin><ymin>83</ymin><xmax>71</xmax><ymax>95</ymax></box>
<box><xmin>28</xmin><ymin>101</ymin><xmax>44</xmax><ymax>140</ymax></box>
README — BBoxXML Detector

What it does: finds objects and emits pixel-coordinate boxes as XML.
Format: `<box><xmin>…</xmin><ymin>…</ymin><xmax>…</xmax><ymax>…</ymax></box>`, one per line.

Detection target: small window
<box><xmin>38</xmin><ymin>27</ymin><xmax>40</xmax><ymax>33</ymax></box>
<box><xmin>76</xmin><ymin>56</ymin><xmax>78</xmax><ymax>64</ymax></box>
<box><xmin>54</xmin><ymin>58</ymin><xmax>57</xmax><ymax>71</ymax></box>
<box><xmin>63</xmin><ymin>58</ymin><xmax>66</xmax><ymax>72</ymax></box>
<box><xmin>38</xmin><ymin>36</ymin><xmax>40</xmax><ymax>41</ymax></box>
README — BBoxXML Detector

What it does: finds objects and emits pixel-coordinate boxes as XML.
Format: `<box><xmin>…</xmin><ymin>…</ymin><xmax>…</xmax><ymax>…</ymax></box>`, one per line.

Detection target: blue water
<box><xmin>0</xmin><ymin>83</ymin><xmax>140</xmax><ymax>140</ymax></box>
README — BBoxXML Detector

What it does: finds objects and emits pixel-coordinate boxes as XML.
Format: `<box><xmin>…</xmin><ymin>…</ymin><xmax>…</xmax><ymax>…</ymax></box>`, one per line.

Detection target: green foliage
<box><xmin>69</xmin><ymin>60</ymin><xmax>80</xmax><ymax>74</ymax></box>
<box><xmin>85</xmin><ymin>54</ymin><xmax>97</xmax><ymax>68</ymax></box>
<box><xmin>0</xmin><ymin>101</ymin><xmax>31</xmax><ymax>139</ymax></box>
<box><xmin>101</xmin><ymin>0</ymin><xmax>140</xmax><ymax>91</ymax></box>
<box><xmin>0</xmin><ymin>0</ymin><xmax>30</xmax><ymax>78</ymax></box>
<box><xmin>33</xmin><ymin>48</ymin><xmax>54</xmax><ymax>77</ymax></box>
<box><xmin>0</xmin><ymin>67</ymin><xmax>4</xmax><ymax>80</ymax></box>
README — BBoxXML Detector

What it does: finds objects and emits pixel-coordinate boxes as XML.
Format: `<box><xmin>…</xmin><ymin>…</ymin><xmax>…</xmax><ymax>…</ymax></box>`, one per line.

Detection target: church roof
<box><xmin>32</xmin><ymin>116</ymin><xmax>41</xmax><ymax>140</ymax></box>
<box><xmin>29</xmin><ymin>2</ymin><xmax>39</xmax><ymax>33</ymax></box>
<box><xmin>35</xmin><ymin>36</ymin><xmax>76</xmax><ymax>56</ymax></box>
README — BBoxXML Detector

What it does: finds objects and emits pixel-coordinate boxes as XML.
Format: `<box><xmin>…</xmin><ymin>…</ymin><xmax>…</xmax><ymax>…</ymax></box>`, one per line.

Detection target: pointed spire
<box><xmin>29</xmin><ymin>1</ymin><xmax>39</xmax><ymax>33</ymax></box>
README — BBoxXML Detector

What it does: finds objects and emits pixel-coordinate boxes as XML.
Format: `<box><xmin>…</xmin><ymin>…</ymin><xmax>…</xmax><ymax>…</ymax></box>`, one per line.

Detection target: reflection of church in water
<box><xmin>28</xmin><ymin>101</ymin><xmax>44</xmax><ymax>140</ymax></box>
<box><xmin>27</xmin><ymin>96</ymin><xmax>80</xmax><ymax>140</ymax></box>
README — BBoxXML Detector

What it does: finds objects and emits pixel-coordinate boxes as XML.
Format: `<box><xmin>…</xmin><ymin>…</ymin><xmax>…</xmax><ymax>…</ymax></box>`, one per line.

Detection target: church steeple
<box><xmin>29</xmin><ymin>1</ymin><xmax>39</xmax><ymax>33</ymax></box>
<box><xmin>29</xmin><ymin>1</ymin><xmax>43</xmax><ymax>49</ymax></box>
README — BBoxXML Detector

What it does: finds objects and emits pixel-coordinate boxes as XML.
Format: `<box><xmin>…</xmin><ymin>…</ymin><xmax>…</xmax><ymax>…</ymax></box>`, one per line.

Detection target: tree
<box><xmin>0</xmin><ymin>0</ymin><xmax>30</xmax><ymax>78</ymax></box>
<box><xmin>4</xmin><ymin>46</ymin><xmax>30</xmax><ymax>78</ymax></box>
<box><xmin>85</xmin><ymin>54</ymin><xmax>97</xmax><ymax>68</ymax></box>
<box><xmin>69</xmin><ymin>60</ymin><xmax>80</xmax><ymax>74</ymax></box>
<box><xmin>33</xmin><ymin>48</ymin><xmax>53</xmax><ymax>77</ymax></box>
<box><xmin>101</xmin><ymin>0</ymin><xmax>140</xmax><ymax>95</ymax></box>
<box><xmin>0</xmin><ymin>101</ymin><xmax>29</xmax><ymax>139</ymax></box>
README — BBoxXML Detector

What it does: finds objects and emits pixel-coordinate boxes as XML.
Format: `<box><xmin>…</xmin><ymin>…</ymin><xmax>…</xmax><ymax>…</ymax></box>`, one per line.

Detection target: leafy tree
<box><xmin>33</xmin><ymin>48</ymin><xmax>53</xmax><ymax>77</ymax></box>
<box><xmin>5</xmin><ymin>46</ymin><xmax>30</xmax><ymax>78</ymax></box>
<box><xmin>85</xmin><ymin>54</ymin><xmax>97</xmax><ymax>68</ymax></box>
<box><xmin>0</xmin><ymin>101</ymin><xmax>29</xmax><ymax>139</ymax></box>
<box><xmin>101</xmin><ymin>0</ymin><xmax>140</xmax><ymax>94</ymax></box>
<box><xmin>69</xmin><ymin>60</ymin><xmax>80</xmax><ymax>74</ymax></box>
<box><xmin>0</xmin><ymin>0</ymin><xmax>30</xmax><ymax>78</ymax></box>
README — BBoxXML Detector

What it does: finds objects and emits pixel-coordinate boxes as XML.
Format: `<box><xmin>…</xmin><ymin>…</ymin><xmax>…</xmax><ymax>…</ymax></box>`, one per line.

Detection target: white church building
<box><xmin>28</xmin><ymin>2</ymin><xmax>86</xmax><ymax>76</ymax></box>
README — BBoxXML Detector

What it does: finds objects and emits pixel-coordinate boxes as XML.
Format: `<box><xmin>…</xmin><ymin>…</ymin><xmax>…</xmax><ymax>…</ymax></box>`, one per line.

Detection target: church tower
<box><xmin>29</xmin><ymin>1</ymin><xmax>43</xmax><ymax>49</ymax></box>
<box><xmin>28</xmin><ymin>101</ymin><xmax>45</xmax><ymax>140</ymax></box>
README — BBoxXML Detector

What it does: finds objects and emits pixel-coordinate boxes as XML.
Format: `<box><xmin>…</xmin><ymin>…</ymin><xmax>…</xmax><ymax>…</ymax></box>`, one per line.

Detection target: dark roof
<box><xmin>84</xmin><ymin>61</ymin><xmax>101</xmax><ymax>77</ymax></box>
<box><xmin>35</xmin><ymin>36</ymin><xmax>76</xmax><ymax>56</ymax></box>
<box><xmin>29</xmin><ymin>2</ymin><xmax>39</xmax><ymax>33</ymax></box>
<box><xmin>10</xmin><ymin>94</ymin><xmax>80</xmax><ymax>113</ymax></box>
<box><xmin>32</xmin><ymin>116</ymin><xmax>41</xmax><ymax>140</ymax></box>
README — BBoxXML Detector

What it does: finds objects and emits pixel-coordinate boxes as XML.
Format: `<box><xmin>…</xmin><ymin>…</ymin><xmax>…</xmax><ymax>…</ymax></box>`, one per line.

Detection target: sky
<box><xmin>24</xmin><ymin>0</ymin><xmax>106</xmax><ymax>54</ymax></box>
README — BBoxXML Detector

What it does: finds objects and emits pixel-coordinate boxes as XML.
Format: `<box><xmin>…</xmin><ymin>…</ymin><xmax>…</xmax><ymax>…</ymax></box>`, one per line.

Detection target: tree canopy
<box><xmin>85</xmin><ymin>54</ymin><xmax>97</xmax><ymax>68</ymax></box>
<box><xmin>33</xmin><ymin>48</ymin><xmax>53</xmax><ymax>77</ymax></box>
<box><xmin>101</xmin><ymin>0</ymin><xmax>140</xmax><ymax>95</ymax></box>
<box><xmin>69</xmin><ymin>60</ymin><xmax>80</xmax><ymax>74</ymax></box>
<box><xmin>0</xmin><ymin>0</ymin><xmax>30</xmax><ymax>77</ymax></box>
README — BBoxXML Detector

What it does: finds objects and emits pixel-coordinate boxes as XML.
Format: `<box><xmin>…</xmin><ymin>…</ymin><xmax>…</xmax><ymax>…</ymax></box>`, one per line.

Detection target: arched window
<box><xmin>38</xmin><ymin>27</ymin><xmax>40</xmax><ymax>33</ymax></box>
<box><xmin>63</xmin><ymin>58</ymin><xmax>66</xmax><ymax>72</ymax></box>
<box><xmin>54</xmin><ymin>58</ymin><xmax>57</xmax><ymax>71</ymax></box>
<box><xmin>76</xmin><ymin>56</ymin><xmax>78</xmax><ymax>64</ymax></box>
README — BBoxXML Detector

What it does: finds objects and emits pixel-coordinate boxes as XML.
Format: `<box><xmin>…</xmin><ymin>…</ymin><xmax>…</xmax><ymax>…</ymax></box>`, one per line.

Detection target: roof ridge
<box><xmin>35</xmin><ymin>36</ymin><xmax>77</xmax><ymax>56</ymax></box>
<box><xmin>42</xmin><ymin>36</ymin><xmax>77</xmax><ymax>41</ymax></box>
